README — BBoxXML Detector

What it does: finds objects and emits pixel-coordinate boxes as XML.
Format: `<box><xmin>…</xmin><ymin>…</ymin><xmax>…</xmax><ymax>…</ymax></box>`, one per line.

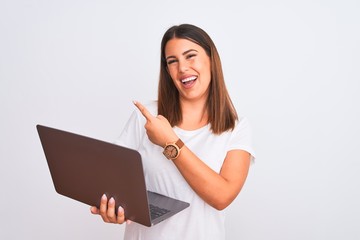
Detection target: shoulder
<box><xmin>235</xmin><ymin>116</ymin><xmax>252</xmax><ymax>130</ymax></box>
<box><xmin>228</xmin><ymin>116</ymin><xmax>254</xmax><ymax>147</ymax></box>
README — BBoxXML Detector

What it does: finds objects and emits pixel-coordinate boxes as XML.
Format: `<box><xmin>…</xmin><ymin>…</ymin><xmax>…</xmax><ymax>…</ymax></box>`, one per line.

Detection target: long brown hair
<box><xmin>158</xmin><ymin>24</ymin><xmax>238</xmax><ymax>134</ymax></box>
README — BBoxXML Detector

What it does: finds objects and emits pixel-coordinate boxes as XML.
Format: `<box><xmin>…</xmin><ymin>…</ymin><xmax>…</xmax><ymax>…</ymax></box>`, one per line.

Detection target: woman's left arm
<box><xmin>134</xmin><ymin>101</ymin><xmax>251</xmax><ymax>210</ymax></box>
<box><xmin>173</xmin><ymin>146</ymin><xmax>251</xmax><ymax>210</ymax></box>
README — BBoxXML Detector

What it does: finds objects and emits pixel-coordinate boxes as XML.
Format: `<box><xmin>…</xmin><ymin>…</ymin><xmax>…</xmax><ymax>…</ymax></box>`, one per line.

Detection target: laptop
<box><xmin>36</xmin><ymin>124</ymin><xmax>190</xmax><ymax>227</ymax></box>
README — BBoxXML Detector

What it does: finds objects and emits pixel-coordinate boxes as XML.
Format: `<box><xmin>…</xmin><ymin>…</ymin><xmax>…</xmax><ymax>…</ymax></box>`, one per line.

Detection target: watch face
<box><xmin>164</xmin><ymin>145</ymin><xmax>178</xmax><ymax>159</ymax></box>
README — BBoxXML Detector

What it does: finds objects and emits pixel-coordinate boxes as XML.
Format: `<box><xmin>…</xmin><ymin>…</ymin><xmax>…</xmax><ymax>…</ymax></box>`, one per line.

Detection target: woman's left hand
<box><xmin>133</xmin><ymin>101</ymin><xmax>178</xmax><ymax>147</ymax></box>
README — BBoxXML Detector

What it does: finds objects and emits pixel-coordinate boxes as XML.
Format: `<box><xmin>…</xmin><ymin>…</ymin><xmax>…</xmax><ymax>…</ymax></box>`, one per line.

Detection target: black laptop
<box><xmin>36</xmin><ymin>124</ymin><xmax>190</xmax><ymax>227</ymax></box>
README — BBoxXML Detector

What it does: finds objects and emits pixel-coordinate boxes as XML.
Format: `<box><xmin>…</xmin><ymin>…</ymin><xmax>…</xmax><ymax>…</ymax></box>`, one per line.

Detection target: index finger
<box><xmin>133</xmin><ymin>100</ymin><xmax>154</xmax><ymax>121</ymax></box>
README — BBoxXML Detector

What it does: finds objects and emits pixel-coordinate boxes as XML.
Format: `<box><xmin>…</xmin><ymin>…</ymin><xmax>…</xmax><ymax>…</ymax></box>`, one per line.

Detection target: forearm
<box><xmin>172</xmin><ymin>146</ymin><xmax>250</xmax><ymax>210</ymax></box>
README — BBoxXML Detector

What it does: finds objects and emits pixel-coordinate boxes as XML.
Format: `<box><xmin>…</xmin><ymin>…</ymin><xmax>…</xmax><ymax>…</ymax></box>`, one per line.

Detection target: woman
<box><xmin>91</xmin><ymin>23</ymin><xmax>255</xmax><ymax>240</ymax></box>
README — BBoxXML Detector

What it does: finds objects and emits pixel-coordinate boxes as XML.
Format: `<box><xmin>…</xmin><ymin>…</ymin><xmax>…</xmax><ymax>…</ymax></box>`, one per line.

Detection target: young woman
<box><xmin>91</xmin><ymin>23</ymin><xmax>255</xmax><ymax>240</ymax></box>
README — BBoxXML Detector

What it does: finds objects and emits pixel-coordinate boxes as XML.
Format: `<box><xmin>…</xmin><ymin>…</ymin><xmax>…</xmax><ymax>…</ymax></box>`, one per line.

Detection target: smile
<box><xmin>181</xmin><ymin>76</ymin><xmax>197</xmax><ymax>85</ymax></box>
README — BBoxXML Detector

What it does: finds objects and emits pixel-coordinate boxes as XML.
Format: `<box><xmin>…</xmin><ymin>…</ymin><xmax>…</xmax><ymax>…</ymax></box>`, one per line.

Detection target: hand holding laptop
<box><xmin>90</xmin><ymin>194</ymin><xmax>130</xmax><ymax>224</ymax></box>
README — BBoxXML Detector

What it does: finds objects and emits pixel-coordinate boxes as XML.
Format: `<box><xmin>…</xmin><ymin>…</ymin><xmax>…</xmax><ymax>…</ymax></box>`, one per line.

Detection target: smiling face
<box><xmin>165</xmin><ymin>38</ymin><xmax>211</xmax><ymax>103</ymax></box>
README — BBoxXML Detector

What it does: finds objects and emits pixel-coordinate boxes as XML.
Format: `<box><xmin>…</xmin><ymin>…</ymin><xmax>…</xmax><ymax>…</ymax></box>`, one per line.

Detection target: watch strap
<box><xmin>175</xmin><ymin>138</ymin><xmax>184</xmax><ymax>150</ymax></box>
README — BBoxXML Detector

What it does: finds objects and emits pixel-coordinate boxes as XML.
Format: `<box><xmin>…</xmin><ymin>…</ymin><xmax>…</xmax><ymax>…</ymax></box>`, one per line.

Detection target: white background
<box><xmin>1</xmin><ymin>0</ymin><xmax>359</xmax><ymax>239</ymax></box>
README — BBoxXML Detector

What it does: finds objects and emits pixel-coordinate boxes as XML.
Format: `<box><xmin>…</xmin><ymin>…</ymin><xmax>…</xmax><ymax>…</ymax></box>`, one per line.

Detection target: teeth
<box><xmin>181</xmin><ymin>76</ymin><xmax>197</xmax><ymax>83</ymax></box>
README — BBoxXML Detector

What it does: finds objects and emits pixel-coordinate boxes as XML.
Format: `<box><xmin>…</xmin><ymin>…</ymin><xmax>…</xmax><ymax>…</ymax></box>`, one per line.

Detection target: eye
<box><xmin>167</xmin><ymin>59</ymin><xmax>177</xmax><ymax>65</ymax></box>
<box><xmin>186</xmin><ymin>54</ymin><xmax>196</xmax><ymax>59</ymax></box>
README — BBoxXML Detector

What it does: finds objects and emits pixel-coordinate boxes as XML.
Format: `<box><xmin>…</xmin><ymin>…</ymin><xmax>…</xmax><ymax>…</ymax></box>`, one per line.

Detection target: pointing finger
<box><xmin>133</xmin><ymin>100</ymin><xmax>154</xmax><ymax>121</ymax></box>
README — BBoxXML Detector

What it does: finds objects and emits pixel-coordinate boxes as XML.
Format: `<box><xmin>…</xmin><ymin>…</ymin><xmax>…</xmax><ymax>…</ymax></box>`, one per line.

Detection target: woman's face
<box><xmin>165</xmin><ymin>38</ymin><xmax>211</xmax><ymax>103</ymax></box>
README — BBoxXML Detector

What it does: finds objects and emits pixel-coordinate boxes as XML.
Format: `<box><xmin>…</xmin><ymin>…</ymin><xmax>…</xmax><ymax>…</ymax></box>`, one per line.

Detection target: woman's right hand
<box><xmin>90</xmin><ymin>194</ymin><xmax>127</xmax><ymax>224</ymax></box>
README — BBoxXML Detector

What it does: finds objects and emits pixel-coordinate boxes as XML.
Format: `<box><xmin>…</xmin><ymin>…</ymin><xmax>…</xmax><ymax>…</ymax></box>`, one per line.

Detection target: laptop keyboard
<box><xmin>149</xmin><ymin>204</ymin><xmax>170</xmax><ymax>219</ymax></box>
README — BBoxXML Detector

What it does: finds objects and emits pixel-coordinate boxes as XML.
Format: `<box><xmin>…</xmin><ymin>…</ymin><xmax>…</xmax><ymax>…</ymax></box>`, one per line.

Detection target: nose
<box><xmin>178</xmin><ymin>59</ymin><xmax>189</xmax><ymax>73</ymax></box>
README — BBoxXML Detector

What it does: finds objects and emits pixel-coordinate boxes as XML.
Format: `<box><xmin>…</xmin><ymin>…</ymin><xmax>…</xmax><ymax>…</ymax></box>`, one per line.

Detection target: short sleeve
<box><xmin>227</xmin><ymin>117</ymin><xmax>256</xmax><ymax>163</ymax></box>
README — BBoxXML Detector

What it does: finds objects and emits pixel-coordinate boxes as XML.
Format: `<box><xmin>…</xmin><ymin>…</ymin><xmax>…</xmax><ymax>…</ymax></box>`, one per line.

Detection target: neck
<box><xmin>178</xmin><ymin>98</ymin><xmax>208</xmax><ymax>130</ymax></box>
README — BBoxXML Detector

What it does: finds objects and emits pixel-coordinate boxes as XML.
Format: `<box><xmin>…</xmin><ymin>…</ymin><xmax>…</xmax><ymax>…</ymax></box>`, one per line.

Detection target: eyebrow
<box><xmin>165</xmin><ymin>49</ymin><xmax>198</xmax><ymax>61</ymax></box>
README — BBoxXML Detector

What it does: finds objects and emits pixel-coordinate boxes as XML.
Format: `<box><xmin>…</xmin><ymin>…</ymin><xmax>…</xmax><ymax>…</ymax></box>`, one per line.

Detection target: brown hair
<box><xmin>158</xmin><ymin>24</ymin><xmax>238</xmax><ymax>134</ymax></box>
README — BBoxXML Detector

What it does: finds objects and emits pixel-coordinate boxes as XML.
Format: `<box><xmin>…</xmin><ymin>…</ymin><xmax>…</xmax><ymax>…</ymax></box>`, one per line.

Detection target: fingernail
<box><xmin>101</xmin><ymin>194</ymin><xmax>107</xmax><ymax>200</ymax></box>
<box><xmin>118</xmin><ymin>206</ymin><xmax>123</xmax><ymax>213</ymax></box>
<box><xmin>132</xmin><ymin>100</ymin><xmax>137</xmax><ymax>105</ymax></box>
<box><xmin>109</xmin><ymin>197</ymin><xmax>115</xmax><ymax>204</ymax></box>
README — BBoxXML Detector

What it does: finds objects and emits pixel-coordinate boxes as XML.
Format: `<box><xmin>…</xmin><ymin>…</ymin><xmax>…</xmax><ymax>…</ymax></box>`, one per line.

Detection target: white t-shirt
<box><xmin>115</xmin><ymin>101</ymin><xmax>255</xmax><ymax>240</ymax></box>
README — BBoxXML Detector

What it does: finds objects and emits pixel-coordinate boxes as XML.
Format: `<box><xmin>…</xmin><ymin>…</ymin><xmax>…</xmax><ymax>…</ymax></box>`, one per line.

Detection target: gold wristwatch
<box><xmin>163</xmin><ymin>138</ymin><xmax>184</xmax><ymax>160</ymax></box>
